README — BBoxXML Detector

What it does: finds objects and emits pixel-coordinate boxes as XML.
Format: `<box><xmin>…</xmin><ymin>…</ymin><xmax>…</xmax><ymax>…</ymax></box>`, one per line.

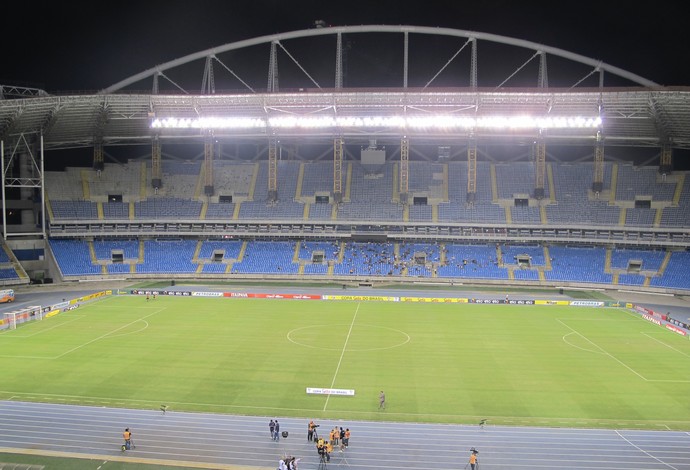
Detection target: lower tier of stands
<box><xmin>47</xmin><ymin>238</ymin><xmax>690</xmax><ymax>292</ymax></box>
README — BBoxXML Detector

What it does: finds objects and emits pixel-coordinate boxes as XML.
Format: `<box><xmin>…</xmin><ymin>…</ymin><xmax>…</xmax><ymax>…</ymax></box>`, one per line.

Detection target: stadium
<box><xmin>2</xmin><ymin>24</ymin><xmax>690</xmax><ymax>470</ymax></box>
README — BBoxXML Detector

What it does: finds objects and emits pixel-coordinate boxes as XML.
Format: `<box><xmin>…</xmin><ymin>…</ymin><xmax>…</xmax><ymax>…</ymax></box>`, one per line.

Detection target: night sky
<box><xmin>3</xmin><ymin>1</ymin><xmax>689</xmax><ymax>92</ymax></box>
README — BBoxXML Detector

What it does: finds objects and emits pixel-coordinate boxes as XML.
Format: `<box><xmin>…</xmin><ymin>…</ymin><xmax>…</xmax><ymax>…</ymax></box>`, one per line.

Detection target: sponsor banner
<box><xmin>325</xmin><ymin>295</ymin><xmax>398</xmax><ymax>302</ymax></box>
<box><xmin>401</xmin><ymin>297</ymin><xmax>467</xmax><ymax>303</ymax></box>
<box><xmin>222</xmin><ymin>292</ymin><xmax>321</xmax><ymax>300</ymax></box>
<box><xmin>634</xmin><ymin>305</ymin><xmax>652</xmax><ymax>315</ymax></box>
<box><xmin>667</xmin><ymin>317</ymin><xmax>689</xmax><ymax>330</ymax></box>
<box><xmin>470</xmin><ymin>298</ymin><xmax>502</xmax><ymax>304</ymax></box>
<box><xmin>535</xmin><ymin>300</ymin><xmax>569</xmax><ymax>306</ymax></box>
<box><xmin>77</xmin><ymin>291</ymin><xmax>109</xmax><ymax>303</ymax></box>
<box><xmin>666</xmin><ymin>324</ymin><xmax>687</xmax><ymax>336</ymax></box>
<box><xmin>642</xmin><ymin>314</ymin><xmax>662</xmax><ymax>326</ymax></box>
<box><xmin>192</xmin><ymin>291</ymin><xmax>224</xmax><ymax>297</ymax></box>
<box><xmin>45</xmin><ymin>310</ymin><xmax>61</xmax><ymax>319</ymax></box>
<box><xmin>306</xmin><ymin>387</ymin><xmax>355</xmax><ymax>396</ymax></box>
<box><xmin>569</xmin><ymin>300</ymin><xmax>605</xmax><ymax>307</ymax></box>
<box><xmin>506</xmin><ymin>299</ymin><xmax>535</xmax><ymax>305</ymax></box>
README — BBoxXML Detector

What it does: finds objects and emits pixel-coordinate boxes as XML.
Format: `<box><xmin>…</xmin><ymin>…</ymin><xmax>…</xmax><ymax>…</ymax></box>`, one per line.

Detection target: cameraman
<box><xmin>468</xmin><ymin>448</ymin><xmax>479</xmax><ymax>470</ymax></box>
<box><xmin>316</xmin><ymin>437</ymin><xmax>326</xmax><ymax>461</ymax></box>
<box><xmin>308</xmin><ymin>420</ymin><xmax>317</xmax><ymax>442</ymax></box>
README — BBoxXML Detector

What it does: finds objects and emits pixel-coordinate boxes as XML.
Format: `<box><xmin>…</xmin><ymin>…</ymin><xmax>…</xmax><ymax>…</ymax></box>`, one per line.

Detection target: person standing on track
<box><xmin>378</xmin><ymin>390</ymin><xmax>386</xmax><ymax>410</ymax></box>
<box><xmin>307</xmin><ymin>420</ymin><xmax>316</xmax><ymax>441</ymax></box>
<box><xmin>123</xmin><ymin>428</ymin><xmax>133</xmax><ymax>450</ymax></box>
<box><xmin>269</xmin><ymin>419</ymin><xmax>276</xmax><ymax>440</ymax></box>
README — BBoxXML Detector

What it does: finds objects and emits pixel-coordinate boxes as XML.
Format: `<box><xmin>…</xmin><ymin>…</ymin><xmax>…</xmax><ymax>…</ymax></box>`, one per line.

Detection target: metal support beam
<box><xmin>534</xmin><ymin>138</ymin><xmax>546</xmax><ymax>199</ymax></box>
<box><xmin>592</xmin><ymin>132</ymin><xmax>604</xmax><ymax>193</ymax></box>
<box><xmin>151</xmin><ymin>136</ymin><xmax>162</xmax><ymax>189</ymax></box>
<box><xmin>204</xmin><ymin>134</ymin><xmax>214</xmax><ymax>196</ymax></box>
<box><xmin>467</xmin><ymin>138</ymin><xmax>477</xmax><ymax>203</ymax></box>
<box><xmin>268</xmin><ymin>42</ymin><xmax>279</xmax><ymax>92</ymax></box>
<box><xmin>93</xmin><ymin>141</ymin><xmax>104</xmax><ymax>171</ymax></box>
<box><xmin>660</xmin><ymin>143</ymin><xmax>673</xmax><ymax>174</ymax></box>
<box><xmin>333</xmin><ymin>137</ymin><xmax>343</xmax><ymax>203</ymax></box>
<box><xmin>400</xmin><ymin>137</ymin><xmax>409</xmax><ymax>204</ymax></box>
<box><xmin>268</xmin><ymin>138</ymin><xmax>277</xmax><ymax>201</ymax></box>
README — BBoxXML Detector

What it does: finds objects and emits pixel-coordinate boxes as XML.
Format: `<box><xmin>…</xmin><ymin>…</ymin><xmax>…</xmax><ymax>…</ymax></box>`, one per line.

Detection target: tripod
<box><xmin>317</xmin><ymin>453</ymin><xmax>328</xmax><ymax>470</ymax></box>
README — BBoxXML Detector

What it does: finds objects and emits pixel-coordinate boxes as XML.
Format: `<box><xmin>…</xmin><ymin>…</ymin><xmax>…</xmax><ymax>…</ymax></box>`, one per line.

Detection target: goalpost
<box><xmin>3</xmin><ymin>306</ymin><xmax>43</xmax><ymax>330</ymax></box>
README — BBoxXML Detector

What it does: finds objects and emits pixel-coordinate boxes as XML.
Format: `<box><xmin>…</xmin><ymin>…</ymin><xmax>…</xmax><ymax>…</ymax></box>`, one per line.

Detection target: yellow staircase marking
<box><xmin>81</xmin><ymin>170</ymin><xmax>90</xmax><ymax>199</ymax></box>
<box><xmin>193</xmin><ymin>241</ymin><xmax>203</xmax><ymax>262</ymax></box>
<box><xmin>295</xmin><ymin>163</ymin><xmax>305</xmax><ymax>199</ymax></box>
<box><xmin>129</xmin><ymin>202</ymin><xmax>135</xmax><ymax>220</ymax></box>
<box><xmin>293</xmin><ymin>242</ymin><xmax>301</xmax><ymax>263</ymax></box>
<box><xmin>327</xmin><ymin>263</ymin><xmax>334</xmax><ymax>275</ymax></box>
<box><xmin>196</xmin><ymin>263</ymin><xmax>204</xmax><ymax>274</ymax></box>
<box><xmin>540</xmin><ymin>205</ymin><xmax>548</xmax><ymax>224</ymax></box>
<box><xmin>248</xmin><ymin>163</ymin><xmax>259</xmax><ymax>200</ymax></box>
<box><xmin>130</xmin><ymin>263</ymin><xmax>136</xmax><ymax>274</ymax></box>
<box><xmin>658</xmin><ymin>251</ymin><xmax>672</xmax><ymax>275</ymax></box>
<box><xmin>194</xmin><ymin>164</ymin><xmax>204</xmax><ymax>199</ymax></box>
<box><xmin>604</xmin><ymin>248</ymin><xmax>612</xmax><ymax>273</ymax></box>
<box><xmin>298</xmin><ymin>263</ymin><xmax>305</xmax><ymax>274</ymax></box>
<box><xmin>331</xmin><ymin>202</ymin><xmax>338</xmax><ymax>220</ymax></box>
<box><xmin>200</xmin><ymin>201</ymin><xmax>208</xmax><ymax>220</ymax></box>
<box><xmin>496</xmin><ymin>244</ymin><xmax>503</xmax><ymax>265</ymax></box>
<box><xmin>672</xmin><ymin>173</ymin><xmax>686</xmax><ymax>204</ymax></box>
<box><xmin>612</xmin><ymin>272</ymin><xmax>619</xmax><ymax>285</ymax></box>
<box><xmin>403</xmin><ymin>205</ymin><xmax>409</xmax><ymax>222</ymax></box>
<box><xmin>225</xmin><ymin>262</ymin><xmax>233</xmax><ymax>274</ymax></box>
<box><xmin>505</xmin><ymin>206</ymin><xmax>512</xmax><ymax>224</ymax></box>
<box><xmin>97</xmin><ymin>202</ymin><xmax>104</xmax><ymax>219</ymax></box>
<box><xmin>344</xmin><ymin>162</ymin><xmax>353</xmax><ymax>201</ymax></box>
<box><xmin>490</xmin><ymin>164</ymin><xmax>498</xmax><ymax>202</ymax></box>
<box><xmin>237</xmin><ymin>241</ymin><xmax>248</xmax><ymax>262</ymax></box>
<box><xmin>538</xmin><ymin>270</ymin><xmax>545</xmax><ymax>281</ymax></box>
<box><xmin>543</xmin><ymin>246</ymin><xmax>552</xmax><ymax>270</ymax></box>
<box><xmin>547</xmin><ymin>163</ymin><xmax>556</xmax><ymax>203</ymax></box>
<box><xmin>303</xmin><ymin>203</ymin><xmax>310</xmax><ymax>220</ymax></box>
<box><xmin>508</xmin><ymin>268</ymin><xmax>514</xmax><ymax>280</ymax></box>
<box><xmin>608</xmin><ymin>163</ymin><xmax>618</xmax><ymax>204</ymax></box>
<box><xmin>432</xmin><ymin>204</ymin><xmax>438</xmax><ymax>223</ymax></box>
<box><xmin>233</xmin><ymin>202</ymin><xmax>241</xmax><ymax>220</ymax></box>
<box><xmin>138</xmin><ymin>240</ymin><xmax>145</xmax><ymax>262</ymax></box>
<box><xmin>618</xmin><ymin>207</ymin><xmax>627</xmax><ymax>226</ymax></box>
<box><xmin>643</xmin><ymin>276</ymin><xmax>651</xmax><ymax>287</ymax></box>
<box><xmin>88</xmin><ymin>241</ymin><xmax>97</xmax><ymax>263</ymax></box>
<box><xmin>442</xmin><ymin>163</ymin><xmax>449</xmax><ymax>201</ymax></box>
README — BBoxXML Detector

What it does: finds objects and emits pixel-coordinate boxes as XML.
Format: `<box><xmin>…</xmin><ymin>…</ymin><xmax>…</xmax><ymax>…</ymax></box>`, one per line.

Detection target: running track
<box><xmin>2</xmin><ymin>401</ymin><xmax>690</xmax><ymax>469</ymax></box>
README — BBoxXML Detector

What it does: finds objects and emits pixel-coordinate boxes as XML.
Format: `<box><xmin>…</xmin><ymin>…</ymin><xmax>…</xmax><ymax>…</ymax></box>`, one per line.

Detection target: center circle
<box><xmin>287</xmin><ymin>324</ymin><xmax>410</xmax><ymax>351</ymax></box>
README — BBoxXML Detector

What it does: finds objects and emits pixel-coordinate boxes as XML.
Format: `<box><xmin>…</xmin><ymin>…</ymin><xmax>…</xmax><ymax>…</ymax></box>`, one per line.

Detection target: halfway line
<box><xmin>323</xmin><ymin>302</ymin><xmax>360</xmax><ymax>411</ymax></box>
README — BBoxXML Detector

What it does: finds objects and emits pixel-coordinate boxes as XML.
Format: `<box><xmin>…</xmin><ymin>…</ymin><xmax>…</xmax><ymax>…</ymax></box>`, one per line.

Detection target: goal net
<box><xmin>3</xmin><ymin>306</ymin><xmax>43</xmax><ymax>331</ymax></box>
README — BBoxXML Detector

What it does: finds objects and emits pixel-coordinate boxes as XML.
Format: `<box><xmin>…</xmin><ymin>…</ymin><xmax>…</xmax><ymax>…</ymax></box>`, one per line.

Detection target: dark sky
<box><xmin>3</xmin><ymin>0</ymin><xmax>689</xmax><ymax>92</ymax></box>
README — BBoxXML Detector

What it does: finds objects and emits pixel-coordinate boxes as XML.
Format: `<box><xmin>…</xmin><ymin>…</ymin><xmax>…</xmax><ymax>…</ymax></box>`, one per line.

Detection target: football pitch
<box><xmin>2</xmin><ymin>294</ymin><xmax>690</xmax><ymax>431</ymax></box>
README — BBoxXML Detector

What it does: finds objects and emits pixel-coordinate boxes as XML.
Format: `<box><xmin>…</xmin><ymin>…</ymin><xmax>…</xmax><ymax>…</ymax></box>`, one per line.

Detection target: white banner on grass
<box><xmin>307</xmin><ymin>387</ymin><xmax>355</xmax><ymax>396</ymax></box>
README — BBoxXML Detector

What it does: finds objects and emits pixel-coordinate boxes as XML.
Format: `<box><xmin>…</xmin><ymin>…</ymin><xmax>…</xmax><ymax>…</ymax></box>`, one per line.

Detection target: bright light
<box><xmin>151</xmin><ymin>115</ymin><xmax>602</xmax><ymax>130</ymax></box>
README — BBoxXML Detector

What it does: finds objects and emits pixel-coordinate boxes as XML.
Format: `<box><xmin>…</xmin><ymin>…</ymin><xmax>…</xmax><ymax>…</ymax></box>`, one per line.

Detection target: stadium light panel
<box><xmin>151</xmin><ymin>115</ymin><xmax>602</xmax><ymax>131</ymax></box>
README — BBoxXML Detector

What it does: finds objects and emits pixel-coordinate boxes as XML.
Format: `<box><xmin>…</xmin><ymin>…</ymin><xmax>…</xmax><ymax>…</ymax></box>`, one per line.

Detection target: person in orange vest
<box><xmin>468</xmin><ymin>448</ymin><xmax>479</xmax><ymax>470</ymax></box>
<box><xmin>122</xmin><ymin>428</ymin><xmax>133</xmax><ymax>450</ymax></box>
<box><xmin>307</xmin><ymin>420</ymin><xmax>316</xmax><ymax>442</ymax></box>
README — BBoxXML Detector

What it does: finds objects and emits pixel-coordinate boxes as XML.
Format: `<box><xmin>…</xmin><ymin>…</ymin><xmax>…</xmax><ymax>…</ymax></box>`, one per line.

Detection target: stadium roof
<box><xmin>2</xmin><ymin>26</ymin><xmax>690</xmax><ymax>153</ymax></box>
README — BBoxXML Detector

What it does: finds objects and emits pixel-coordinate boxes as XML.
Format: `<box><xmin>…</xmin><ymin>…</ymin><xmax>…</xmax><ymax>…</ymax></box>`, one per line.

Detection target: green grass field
<box><xmin>2</xmin><ymin>294</ymin><xmax>690</xmax><ymax>430</ymax></box>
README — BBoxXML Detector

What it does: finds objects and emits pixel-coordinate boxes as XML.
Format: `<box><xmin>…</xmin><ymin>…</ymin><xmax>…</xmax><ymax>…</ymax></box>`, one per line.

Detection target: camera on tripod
<box><xmin>470</xmin><ymin>447</ymin><xmax>479</xmax><ymax>455</ymax></box>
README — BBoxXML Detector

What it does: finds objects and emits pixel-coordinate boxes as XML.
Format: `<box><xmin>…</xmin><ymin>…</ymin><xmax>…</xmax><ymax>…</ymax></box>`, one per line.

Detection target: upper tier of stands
<box><xmin>44</xmin><ymin>159</ymin><xmax>690</xmax><ymax>228</ymax></box>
